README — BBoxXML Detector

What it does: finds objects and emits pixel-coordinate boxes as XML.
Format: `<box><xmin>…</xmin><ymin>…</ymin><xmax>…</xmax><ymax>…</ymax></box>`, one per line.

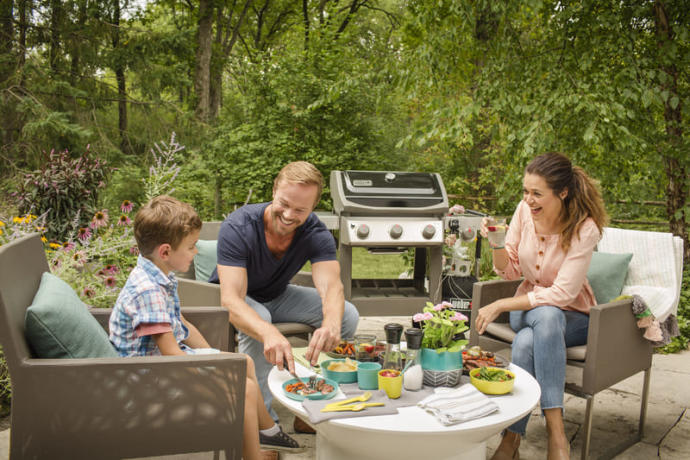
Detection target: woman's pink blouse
<box><xmin>494</xmin><ymin>200</ymin><xmax>601</xmax><ymax>314</ymax></box>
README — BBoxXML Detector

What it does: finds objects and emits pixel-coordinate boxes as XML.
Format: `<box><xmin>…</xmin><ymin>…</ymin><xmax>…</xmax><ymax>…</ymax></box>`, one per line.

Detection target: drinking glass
<box><xmin>354</xmin><ymin>334</ymin><xmax>377</xmax><ymax>362</ymax></box>
<box><xmin>486</xmin><ymin>217</ymin><xmax>507</xmax><ymax>248</ymax></box>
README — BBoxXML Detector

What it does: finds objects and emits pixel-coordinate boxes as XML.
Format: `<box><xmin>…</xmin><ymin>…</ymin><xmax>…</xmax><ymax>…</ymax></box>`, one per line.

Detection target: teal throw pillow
<box><xmin>25</xmin><ymin>272</ymin><xmax>118</xmax><ymax>358</ymax></box>
<box><xmin>194</xmin><ymin>239</ymin><xmax>218</xmax><ymax>282</ymax></box>
<box><xmin>586</xmin><ymin>251</ymin><xmax>633</xmax><ymax>305</ymax></box>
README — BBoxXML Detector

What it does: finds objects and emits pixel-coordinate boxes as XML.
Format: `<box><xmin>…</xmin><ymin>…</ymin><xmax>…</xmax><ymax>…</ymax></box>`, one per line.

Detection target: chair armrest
<box><xmin>469</xmin><ymin>279</ymin><xmax>522</xmax><ymax>346</ymax></box>
<box><xmin>178</xmin><ymin>278</ymin><xmax>221</xmax><ymax>306</ymax></box>
<box><xmin>581</xmin><ymin>298</ymin><xmax>653</xmax><ymax>394</ymax></box>
<box><xmin>90</xmin><ymin>307</ymin><xmax>231</xmax><ymax>352</ymax></box>
<box><xmin>17</xmin><ymin>353</ymin><xmax>247</xmax><ymax>458</ymax></box>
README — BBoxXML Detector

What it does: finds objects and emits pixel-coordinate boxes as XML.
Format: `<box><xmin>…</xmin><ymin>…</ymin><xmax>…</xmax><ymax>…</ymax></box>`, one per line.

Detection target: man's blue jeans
<box><xmin>239</xmin><ymin>284</ymin><xmax>359</xmax><ymax>421</ymax></box>
<box><xmin>506</xmin><ymin>306</ymin><xmax>589</xmax><ymax>435</ymax></box>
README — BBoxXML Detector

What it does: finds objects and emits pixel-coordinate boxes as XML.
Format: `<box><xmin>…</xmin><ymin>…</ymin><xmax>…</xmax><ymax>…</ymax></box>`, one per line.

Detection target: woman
<box><xmin>476</xmin><ymin>153</ymin><xmax>608</xmax><ymax>460</ymax></box>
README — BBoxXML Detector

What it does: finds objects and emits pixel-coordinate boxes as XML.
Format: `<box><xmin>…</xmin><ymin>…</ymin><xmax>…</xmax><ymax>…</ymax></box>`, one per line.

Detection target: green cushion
<box><xmin>25</xmin><ymin>272</ymin><xmax>118</xmax><ymax>358</ymax></box>
<box><xmin>194</xmin><ymin>239</ymin><xmax>218</xmax><ymax>282</ymax></box>
<box><xmin>586</xmin><ymin>251</ymin><xmax>633</xmax><ymax>305</ymax></box>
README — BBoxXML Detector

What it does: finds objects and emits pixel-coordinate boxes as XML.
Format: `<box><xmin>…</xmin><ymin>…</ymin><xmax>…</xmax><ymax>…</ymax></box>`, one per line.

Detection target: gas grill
<box><xmin>330</xmin><ymin>170</ymin><xmax>448</xmax><ymax>315</ymax></box>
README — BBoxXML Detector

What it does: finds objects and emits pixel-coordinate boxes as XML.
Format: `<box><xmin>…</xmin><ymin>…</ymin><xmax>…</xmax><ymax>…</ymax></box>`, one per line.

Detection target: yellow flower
<box><xmin>35</xmin><ymin>226</ymin><xmax>46</xmax><ymax>232</ymax></box>
<box><xmin>41</xmin><ymin>236</ymin><xmax>48</xmax><ymax>243</ymax></box>
<box><xmin>49</xmin><ymin>242</ymin><xmax>61</xmax><ymax>249</ymax></box>
<box><xmin>0</xmin><ymin>228</ymin><xmax>3</xmax><ymax>236</ymax></box>
<box><xmin>13</xmin><ymin>217</ymin><xmax>24</xmax><ymax>224</ymax></box>
<box><xmin>25</xmin><ymin>214</ymin><xmax>37</xmax><ymax>223</ymax></box>
<box><xmin>0</xmin><ymin>220</ymin><xmax>5</xmax><ymax>227</ymax></box>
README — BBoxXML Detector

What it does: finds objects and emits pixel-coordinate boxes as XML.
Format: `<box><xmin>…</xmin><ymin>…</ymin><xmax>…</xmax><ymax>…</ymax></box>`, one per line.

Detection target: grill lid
<box><xmin>331</xmin><ymin>170</ymin><xmax>448</xmax><ymax>216</ymax></box>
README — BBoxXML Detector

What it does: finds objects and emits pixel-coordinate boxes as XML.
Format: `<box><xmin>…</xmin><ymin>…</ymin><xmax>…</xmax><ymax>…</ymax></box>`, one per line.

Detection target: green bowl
<box><xmin>321</xmin><ymin>359</ymin><xmax>358</xmax><ymax>384</ymax></box>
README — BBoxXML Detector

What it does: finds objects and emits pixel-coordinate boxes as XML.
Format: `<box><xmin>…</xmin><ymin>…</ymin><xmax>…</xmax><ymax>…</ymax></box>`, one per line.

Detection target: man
<box><xmin>209</xmin><ymin>161</ymin><xmax>359</xmax><ymax>428</ymax></box>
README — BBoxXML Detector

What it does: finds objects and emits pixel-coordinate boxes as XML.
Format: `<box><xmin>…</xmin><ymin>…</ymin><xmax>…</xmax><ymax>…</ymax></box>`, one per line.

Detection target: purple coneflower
<box><xmin>62</xmin><ymin>241</ymin><xmax>75</xmax><ymax>251</ymax></box>
<box><xmin>120</xmin><ymin>200</ymin><xmax>134</xmax><ymax>213</ymax></box>
<box><xmin>77</xmin><ymin>227</ymin><xmax>92</xmax><ymax>241</ymax></box>
<box><xmin>104</xmin><ymin>276</ymin><xmax>117</xmax><ymax>289</ymax></box>
<box><xmin>51</xmin><ymin>259</ymin><xmax>62</xmax><ymax>270</ymax></box>
<box><xmin>104</xmin><ymin>264</ymin><xmax>119</xmax><ymax>274</ymax></box>
<box><xmin>83</xmin><ymin>286</ymin><xmax>96</xmax><ymax>298</ymax></box>
<box><xmin>90</xmin><ymin>210</ymin><xmax>109</xmax><ymax>229</ymax></box>
<box><xmin>71</xmin><ymin>251</ymin><xmax>87</xmax><ymax>265</ymax></box>
<box><xmin>129</xmin><ymin>246</ymin><xmax>139</xmax><ymax>255</ymax></box>
<box><xmin>117</xmin><ymin>214</ymin><xmax>131</xmax><ymax>226</ymax></box>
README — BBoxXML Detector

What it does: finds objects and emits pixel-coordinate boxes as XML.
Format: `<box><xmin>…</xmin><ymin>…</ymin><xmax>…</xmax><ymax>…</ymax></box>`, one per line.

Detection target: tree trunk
<box><xmin>654</xmin><ymin>1</ymin><xmax>688</xmax><ymax>261</ymax></box>
<box><xmin>194</xmin><ymin>0</ymin><xmax>213</xmax><ymax>122</ymax></box>
<box><xmin>70</xmin><ymin>0</ymin><xmax>87</xmax><ymax>86</ymax></box>
<box><xmin>0</xmin><ymin>0</ymin><xmax>14</xmax><ymax>158</ymax></box>
<box><xmin>18</xmin><ymin>0</ymin><xmax>26</xmax><ymax>76</ymax></box>
<box><xmin>302</xmin><ymin>0</ymin><xmax>309</xmax><ymax>49</ymax></box>
<box><xmin>112</xmin><ymin>0</ymin><xmax>129</xmax><ymax>154</ymax></box>
<box><xmin>49</xmin><ymin>0</ymin><xmax>62</xmax><ymax>74</ymax></box>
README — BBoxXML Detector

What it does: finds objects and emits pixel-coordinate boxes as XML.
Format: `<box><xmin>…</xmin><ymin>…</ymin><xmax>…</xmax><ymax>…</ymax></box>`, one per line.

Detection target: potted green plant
<box><xmin>413</xmin><ymin>301</ymin><xmax>469</xmax><ymax>386</ymax></box>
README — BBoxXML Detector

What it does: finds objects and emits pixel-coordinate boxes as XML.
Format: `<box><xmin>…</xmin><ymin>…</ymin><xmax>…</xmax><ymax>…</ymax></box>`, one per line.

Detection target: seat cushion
<box><xmin>25</xmin><ymin>272</ymin><xmax>118</xmax><ymax>358</ymax></box>
<box><xmin>484</xmin><ymin>323</ymin><xmax>587</xmax><ymax>361</ymax></box>
<box><xmin>587</xmin><ymin>251</ymin><xmax>633</xmax><ymax>304</ymax></box>
<box><xmin>194</xmin><ymin>240</ymin><xmax>218</xmax><ymax>282</ymax></box>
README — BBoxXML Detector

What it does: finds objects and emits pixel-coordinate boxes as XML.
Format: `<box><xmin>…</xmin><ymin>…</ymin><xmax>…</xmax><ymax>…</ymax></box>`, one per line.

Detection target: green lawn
<box><xmin>302</xmin><ymin>247</ymin><xmax>410</xmax><ymax>278</ymax></box>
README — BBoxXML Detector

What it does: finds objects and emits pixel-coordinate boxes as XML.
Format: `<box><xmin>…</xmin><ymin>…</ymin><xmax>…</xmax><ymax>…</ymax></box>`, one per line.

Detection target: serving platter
<box><xmin>462</xmin><ymin>353</ymin><xmax>508</xmax><ymax>374</ymax></box>
<box><xmin>282</xmin><ymin>377</ymin><xmax>339</xmax><ymax>402</ymax></box>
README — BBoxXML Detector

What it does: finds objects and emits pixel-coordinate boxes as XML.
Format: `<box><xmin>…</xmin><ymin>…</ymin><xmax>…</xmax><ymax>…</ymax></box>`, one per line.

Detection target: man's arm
<box><xmin>305</xmin><ymin>260</ymin><xmax>345</xmax><ymax>364</ymax></box>
<box><xmin>217</xmin><ymin>264</ymin><xmax>295</xmax><ymax>372</ymax></box>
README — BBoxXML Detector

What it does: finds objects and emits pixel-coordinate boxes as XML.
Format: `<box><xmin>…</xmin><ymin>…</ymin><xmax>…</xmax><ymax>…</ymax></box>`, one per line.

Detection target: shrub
<box><xmin>14</xmin><ymin>147</ymin><xmax>110</xmax><ymax>241</ymax></box>
<box><xmin>0</xmin><ymin>346</ymin><xmax>10</xmax><ymax>416</ymax></box>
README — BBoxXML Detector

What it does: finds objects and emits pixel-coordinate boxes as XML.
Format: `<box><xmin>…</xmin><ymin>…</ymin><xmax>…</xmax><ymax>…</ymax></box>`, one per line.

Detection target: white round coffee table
<box><xmin>268</xmin><ymin>363</ymin><xmax>540</xmax><ymax>460</ymax></box>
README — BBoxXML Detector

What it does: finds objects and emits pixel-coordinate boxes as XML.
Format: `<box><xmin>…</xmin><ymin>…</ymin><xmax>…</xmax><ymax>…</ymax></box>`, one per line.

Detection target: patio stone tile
<box><xmin>659</xmin><ymin>410</ymin><xmax>690</xmax><ymax>459</ymax></box>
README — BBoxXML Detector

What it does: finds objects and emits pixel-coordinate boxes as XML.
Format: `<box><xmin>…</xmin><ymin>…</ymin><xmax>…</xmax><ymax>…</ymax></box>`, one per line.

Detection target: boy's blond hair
<box><xmin>273</xmin><ymin>161</ymin><xmax>324</xmax><ymax>205</ymax></box>
<box><xmin>134</xmin><ymin>195</ymin><xmax>202</xmax><ymax>257</ymax></box>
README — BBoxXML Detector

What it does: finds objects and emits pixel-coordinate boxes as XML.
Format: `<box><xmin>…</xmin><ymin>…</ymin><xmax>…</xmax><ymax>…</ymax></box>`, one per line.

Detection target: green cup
<box><xmin>357</xmin><ymin>362</ymin><xmax>382</xmax><ymax>390</ymax></box>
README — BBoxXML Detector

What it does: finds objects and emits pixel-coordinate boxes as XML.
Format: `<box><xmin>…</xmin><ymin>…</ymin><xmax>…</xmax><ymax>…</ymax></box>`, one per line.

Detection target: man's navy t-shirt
<box><xmin>208</xmin><ymin>203</ymin><xmax>337</xmax><ymax>303</ymax></box>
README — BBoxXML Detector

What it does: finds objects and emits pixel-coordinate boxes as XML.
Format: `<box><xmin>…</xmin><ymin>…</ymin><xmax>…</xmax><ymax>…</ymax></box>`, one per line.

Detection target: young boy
<box><xmin>109</xmin><ymin>195</ymin><xmax>301</xmax><ymax>460</ymax></box>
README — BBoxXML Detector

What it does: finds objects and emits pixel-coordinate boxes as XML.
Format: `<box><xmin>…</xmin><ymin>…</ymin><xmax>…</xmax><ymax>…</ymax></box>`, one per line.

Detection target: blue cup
<box><xmin>357</xmin><ymin>362</ymin><xmax>382</xmax><ymax>390</ymax></box>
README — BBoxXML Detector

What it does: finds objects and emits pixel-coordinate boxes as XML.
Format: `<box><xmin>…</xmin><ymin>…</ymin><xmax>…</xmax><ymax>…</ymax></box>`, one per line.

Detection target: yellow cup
<box><xmin>378</xmin><ymin>369</ymin><xmax>403</xmax><ymax>399</ymax></box>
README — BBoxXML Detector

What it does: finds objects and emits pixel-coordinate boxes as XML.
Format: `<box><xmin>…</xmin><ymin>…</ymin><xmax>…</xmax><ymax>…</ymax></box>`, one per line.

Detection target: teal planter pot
<box><xmin>420</xmin><ymin>348</ymin><xmax>463</xmax><ymax>371</ymax></box>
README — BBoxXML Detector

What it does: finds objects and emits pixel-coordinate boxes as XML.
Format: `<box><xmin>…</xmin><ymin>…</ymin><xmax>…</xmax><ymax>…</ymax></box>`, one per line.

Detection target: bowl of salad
<box><xmin>469</xmin><ymin>367</ymin><xmax>515</xmax><ymax>395</ymax></box>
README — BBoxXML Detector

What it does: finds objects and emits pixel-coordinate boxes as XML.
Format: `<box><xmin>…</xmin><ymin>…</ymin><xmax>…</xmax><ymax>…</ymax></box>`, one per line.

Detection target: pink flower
<box><xmin>129</xmin><ymin>245</ymin><xmax>139</xmax><ymax>255</ymax></box>
<box><xmin>90</xmin><ymin>209</ymin><xmax>109</xmax><ymax>229</ymax></box>
<box><xmin>104</xmin><ymin>276</ymin><xmax>117</xmax><ymax>289</ymax></box>
<box><xmin>71</xmin><ymin>250</ymin><xmax>87</xmax><ymax>266</ymax></box>
<box><xmin>117</xmin><ymin>214</ymin><xmax>131</xmax><ymax>226</ymax></box>
<box><xmin>449</xmin><ymin>204</ymin><xmax>465</xmax><ymax>215</ymax></box>
<box><xmin>413</xmin><ymin>313</ymin><xmax>426</xmax><ymax>322</ymax></box>
<box><xmin>422</xmin><ymin>312</ymin><xmax>434</xmax><ymax>321</ymax></box>
<box><xmin>51</xmin><ymin>258</ymin><xmax>62</xmax><ymax>270</ymax></box>
<box><xmin>61</xmin><ymin>241</ymin><xmax>75</xmax><ymax>251</ymax></box>
<box><xmin>120</xmin><ymin>200</ymin><xmax>134</xmax><ymax>213</ymax></box>
<box><xmin>434</xmin><ymin>301</ymin><xmax>453</xmax><ymax>311</ymax></box>
<box><xmin>451</xmin><ymin>312</ymin><xmax>468</xmax><ymax>322</ymax></box>
<box><xmin>104</xmin><ymin>264</ymin><xmax>119</xmax><ymax>274</ymax></box>
<box><xmin>83</xmin><ymin>286</ymin><xmax>96</xmax><ymax>298</ymax></box>
<box><xmin>77</xmin><ymin>227</ymin><xmax>92</xmax><ymax>241</ymax></box>
<box><xmin>445</xmin><ymin>234</ymin><xmax>457</xmax><ymax>247</ymax></box>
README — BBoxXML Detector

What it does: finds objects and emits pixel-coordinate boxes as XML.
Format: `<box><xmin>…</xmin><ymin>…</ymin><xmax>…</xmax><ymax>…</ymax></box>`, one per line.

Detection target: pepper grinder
<box><xmin>382</xmin><ymin>323</ymin><xmax>404</xmax><ymax>371</ymax></box>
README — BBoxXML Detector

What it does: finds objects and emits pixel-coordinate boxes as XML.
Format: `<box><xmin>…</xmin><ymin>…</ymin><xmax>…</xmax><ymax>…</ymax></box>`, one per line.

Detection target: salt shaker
<box><xmin>403</xmin><ymin>328</ymin><xmax>423</xmax><ymax>391</ymax></box>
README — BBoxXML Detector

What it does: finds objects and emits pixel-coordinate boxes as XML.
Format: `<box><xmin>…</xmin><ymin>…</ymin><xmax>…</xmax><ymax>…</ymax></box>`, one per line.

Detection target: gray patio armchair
<box><xmin>177</xmin><ymin>221</ymin><xmax>315</xmax><ymax>351</ymax></box>
<box><xmin>0</xmin><ymin>234</ymin><xmax>247</xmax><ymax>459</ymax></box>
<box><xmin>469</xmin><ymin>280</ymin><xmax>651</xmax><ymax>460</ymax></box>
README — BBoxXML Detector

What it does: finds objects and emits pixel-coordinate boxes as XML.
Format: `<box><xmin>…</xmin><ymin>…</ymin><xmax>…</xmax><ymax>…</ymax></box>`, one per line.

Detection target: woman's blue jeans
<box><xmin>506</xmin><ymin>306</ymin><xmax>589</xmax><ymax>435</ymax></box>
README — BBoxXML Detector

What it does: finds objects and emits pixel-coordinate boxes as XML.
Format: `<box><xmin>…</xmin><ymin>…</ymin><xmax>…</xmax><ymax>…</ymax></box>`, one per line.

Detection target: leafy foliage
<box><xmin>14</xmin><ymin>148</ymin><xmax>110</xmax><ymax>240</ymax></box>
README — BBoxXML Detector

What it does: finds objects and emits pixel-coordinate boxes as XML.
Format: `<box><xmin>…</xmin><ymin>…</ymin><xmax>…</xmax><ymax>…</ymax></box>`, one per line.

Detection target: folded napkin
<box><xmin>301</xmin><ymin>383</ymin><xmax>434</xmax><ymax>424</ymax></box>
<box><xmin>417</xmin><ymin>384</ymin><xmax>499</xmax><ymax>426</ymax></box>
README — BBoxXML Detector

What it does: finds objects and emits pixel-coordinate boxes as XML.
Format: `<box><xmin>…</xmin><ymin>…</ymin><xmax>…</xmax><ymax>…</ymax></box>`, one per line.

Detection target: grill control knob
<box><xmin>422</xmin><ymin>224</ymin><xmax>436</xmax><ymax>239</ymax></box>
<box><xmin>389</xmin><ymin>224</ymin><xmax>403</xmax><ymax>239</ymax></box>
<box><xmin>460</xmin><ymin>227</ymin><xmax>475</xmax><ymax>241</ymax></box>
<box><xmin>356</xmin><ymin>224</ymin><xmax>370</xmax><ymax>239</ymax></box>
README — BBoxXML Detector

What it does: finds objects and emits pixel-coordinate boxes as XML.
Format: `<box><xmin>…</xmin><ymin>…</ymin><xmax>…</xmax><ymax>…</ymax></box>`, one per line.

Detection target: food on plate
<box><xmin>379</xmin><ymin>369</ymin><xmax>400</xmax><ymax>378</ymax></box>
<box><xmin>332</xmin><ymin>341</ymin><xmax>355</xmax><ymax>357</ymax></box>
<box><xmin>474</xmin><ymin>367</ymin><xmax>513</xmax><ymax>382</ymax></box>
<box><xmin>462</xmin><ymin>345</ymin><xmax>503</xmax><ymax>370</ymax></box>
<box><xmin>327</xmin><ymin>357</ymin><xmax>357</xmax><ymax>372</ymax></box>
<box><xmin>284</xmin><ymin>378</ymin><xmax>334</xmax><ymax>396</ymax></box>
